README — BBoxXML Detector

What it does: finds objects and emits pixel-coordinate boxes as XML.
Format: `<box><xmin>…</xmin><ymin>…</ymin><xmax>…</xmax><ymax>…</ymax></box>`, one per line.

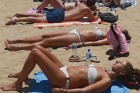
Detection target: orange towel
<box><xmin>33</xmin><ymin>19</ymin><xmax>107</xmax><ymax>28</ymax></box>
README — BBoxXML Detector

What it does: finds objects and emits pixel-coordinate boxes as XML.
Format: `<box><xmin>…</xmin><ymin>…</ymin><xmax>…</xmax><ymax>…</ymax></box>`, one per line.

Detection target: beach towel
<box><xmin>104</xmin><ymin>80</ymin><xmax>130</xmax><ymax>93</ymax></box>
<box><xmin>29</xmin><ymin>71</ymin><xmax>51</xmax><ymax>93</ymax></box>
<box><xmin>96</xmin><ymin>0</ymin><xmax>137</xmax><ymax>11</ymax></box>
<box><xmin>33</xmin><ymin>19</ymin><xmax>105</xmax><ymax>28</ymax></box>
<box><xmin>29</xmin><ymin>71</ymin><xmax>129</xmax><ymax>93</ymax></box>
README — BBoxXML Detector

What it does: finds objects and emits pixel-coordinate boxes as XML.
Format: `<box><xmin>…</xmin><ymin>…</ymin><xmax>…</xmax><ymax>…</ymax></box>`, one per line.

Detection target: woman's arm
<box><xmin>52</xmin><ymin>78</ymin><xmax>111</xmax><ymax>93</ymax></box>
<box><xmin>66</xmin><ymin>38</ymin><xmax>109</xmax><ymax>49</ymax></box>
<box><xmin>85</xmin><ymin>7</ymin><xmax>99</xmax><ymax>21</ymax></box>
<box><xmin>82</xmin><ymin>38</ymin><xmax>109</xmax><ymax>46</ymax></box>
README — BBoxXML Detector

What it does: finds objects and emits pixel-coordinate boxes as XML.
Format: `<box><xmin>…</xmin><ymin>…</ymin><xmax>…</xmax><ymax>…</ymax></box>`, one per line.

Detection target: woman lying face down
<box><xmin>1</xmin><ymin>45</ymin><xmax>139</xmax><ymax>93</ymax></box>
<box><xmin>4</xmin><ymin>24</ymin><xmax>131</xmax><ymax>51</ymax></box>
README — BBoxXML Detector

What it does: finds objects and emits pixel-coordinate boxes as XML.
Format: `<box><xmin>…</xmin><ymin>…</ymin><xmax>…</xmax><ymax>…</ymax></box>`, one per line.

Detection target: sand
<box><xmin>0</xmin><ymin>0</ymin><xmax>140</xmax><ymax>93</ymax></box>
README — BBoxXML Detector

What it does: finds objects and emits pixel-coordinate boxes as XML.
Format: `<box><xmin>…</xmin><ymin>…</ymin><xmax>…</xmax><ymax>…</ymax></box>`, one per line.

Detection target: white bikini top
<box><xmin>88</xmin><ymin>64</ymin><xmax>98</xmax><ymax>85</ymax></box>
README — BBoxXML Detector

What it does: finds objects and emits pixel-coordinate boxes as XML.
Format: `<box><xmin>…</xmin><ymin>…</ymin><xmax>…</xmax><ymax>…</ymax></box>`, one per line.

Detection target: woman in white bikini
<box><xmin>1</xmin><ymin>45</ymin><xmax>140</xmax><ymax>92</ymax></box>
<box><xmin>4</xmin><ymin>25</ymin><xmax>131</xmax><ymax>51</ymax></box>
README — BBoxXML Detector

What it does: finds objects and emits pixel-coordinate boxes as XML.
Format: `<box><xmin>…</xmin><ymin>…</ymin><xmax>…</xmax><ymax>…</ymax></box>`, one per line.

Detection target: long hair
<box><xmin>116</xmin><ymin>61</ymin><xmax>140</xmax><ymax>89</ymax></box>
<box><xmin>121</xmin><ymin>29</ymin><xmax>131</xmax><ymax>43</ymax></box>
<box><xmin>85</xmin><ymin>0</ymin><xmax>96</xmax><ymax>7</ymax></box>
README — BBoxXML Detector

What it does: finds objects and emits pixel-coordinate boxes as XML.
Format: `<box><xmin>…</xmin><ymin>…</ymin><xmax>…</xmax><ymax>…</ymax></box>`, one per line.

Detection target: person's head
<box><xmin>119</xmin><ymin>27</ymin><xmax>131</xmax><ymax>43</ymax></box>
<box><xmin>113</xmin><ymin>61</ymin><xmax>140</xmax><ymax>88</ymax></box>
<box><xmin>82</xmin><ymin>0</ymin><xmax>96</xmax><ymax>7</ymax></box>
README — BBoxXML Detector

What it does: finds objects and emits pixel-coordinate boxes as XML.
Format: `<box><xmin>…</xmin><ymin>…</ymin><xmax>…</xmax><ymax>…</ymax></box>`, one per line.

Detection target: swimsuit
<box><xmin>60</xmin><ymin>66</ymin><xmax>70</xmax><ymax>90</ymax></box>
<box><xmin>69</xmin><ymin>29</ymin><xmax>82</xmax><ymax>43</ymax></box>
<box><xmin>88</xmin><ymin>64</ymin><xmax>98</xmax><ymax>85</ymax></box>
<box><xmin>94</xmin><ymin>27</ymin><xmax>105</xmax><ymax>41</ymax></box>
<box><xmin>60</xmin><ymin>64</ymin><xmax>97</xmax><ymax>89</ymax></box>
<box><xmin>46</xmin><ymin>9</ymin><xmax>65</xmax><ymax>23</ymax></box>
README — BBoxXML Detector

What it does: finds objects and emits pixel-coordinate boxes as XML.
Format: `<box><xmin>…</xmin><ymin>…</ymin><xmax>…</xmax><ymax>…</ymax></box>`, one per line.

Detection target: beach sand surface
<box><xmin>0</xmin><ymin>0</ymin><xmax>140</xmax><ymax>93</ymax></box>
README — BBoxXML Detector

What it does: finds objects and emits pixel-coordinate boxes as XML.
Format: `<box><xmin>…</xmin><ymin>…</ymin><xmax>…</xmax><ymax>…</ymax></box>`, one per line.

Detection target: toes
<box><xmin>4</xmin><ymin>48</ymin><xmax>12</xmax><ymax>51</ymax></box>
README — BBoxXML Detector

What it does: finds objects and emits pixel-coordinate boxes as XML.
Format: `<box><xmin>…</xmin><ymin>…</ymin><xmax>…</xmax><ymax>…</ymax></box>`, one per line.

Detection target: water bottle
<box><xmin>85</xmin><ymin>49</ymin><xmax>92</xmax><ymax>66</ymax></box>
<box><xmin>72</xmin><ymin>42</ymin><xmax>77</xmax><ymax>58</ymax></box>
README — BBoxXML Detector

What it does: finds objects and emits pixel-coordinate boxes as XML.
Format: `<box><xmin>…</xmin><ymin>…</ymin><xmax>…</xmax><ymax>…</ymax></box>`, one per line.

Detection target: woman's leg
<box><xmin>1</xmin><ymin>45</ymin><xmax>66</xmax><ymax>91</ymax></box>
<box><xmin>37</xmin><ymin>0</ymin><xmax>64</xmax><ymax>13</ymax></box>
<box><xmin>13</xmin><ymin>13</ymin><xmax>45</xmax><ymax>18</ymax></box>
<box><xmin>5</xmin><ymin>34</ymin><xmax>80</xmax><ymax>51</ymax></box>
<box><xmin>8</xmin><ymin>45</ymin><xmax>64</xmax><ymax>78</ymax></box>
<box><xmin>5</xmin><ymin>30</ymin><xmax>71</xmax><ymax>44</ymax></box>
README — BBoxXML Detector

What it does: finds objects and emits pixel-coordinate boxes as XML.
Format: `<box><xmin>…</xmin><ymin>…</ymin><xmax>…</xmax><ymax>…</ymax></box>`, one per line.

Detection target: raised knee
<box><xmin>31</xmin><ymin>45</ymin><xmax>41</xmax><ymax>55</ymax></box>
<box><xmin>33</xmin><ymin>45</ymin><xmax>42</xmax><ymax>49</ymax></box>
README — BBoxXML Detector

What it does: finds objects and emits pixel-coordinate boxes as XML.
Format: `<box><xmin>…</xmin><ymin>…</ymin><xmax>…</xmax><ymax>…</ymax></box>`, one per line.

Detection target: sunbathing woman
<box><xmin>5</xmin><ymin>0</ymin><xmax>98</xmax><ymax>25</ymax></box>
<box><xmin>5</xmin><ymin>24</ymin><xmax>131</xmax><ymax>51</ymax></box>
<box><xmin>35</xmin><ymin>0</ymin><xmax>98</xmax><ymax>13</ymax></box>
<box><xmin>1</xmin><ymin>45</ymin><xmax>140</xmax><ymax>92</ymax></box>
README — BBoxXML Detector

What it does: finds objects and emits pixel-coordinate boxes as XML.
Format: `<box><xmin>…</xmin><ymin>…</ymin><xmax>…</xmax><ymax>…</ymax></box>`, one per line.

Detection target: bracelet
<box><xmin>79</xmin><ymin>42</ymin><xmax>83</xmax><ymax>47</ymax></box>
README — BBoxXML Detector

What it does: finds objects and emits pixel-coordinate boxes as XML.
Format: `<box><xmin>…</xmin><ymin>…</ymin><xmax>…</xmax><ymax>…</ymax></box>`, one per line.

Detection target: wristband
<box><xmin>79</xmin><ymin>42</ymin><xmax>83</xmax><ymax>47</ymax></box>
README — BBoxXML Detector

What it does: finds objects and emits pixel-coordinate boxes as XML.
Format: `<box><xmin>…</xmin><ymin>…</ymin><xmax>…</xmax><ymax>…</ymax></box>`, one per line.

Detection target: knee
<box><xmin>41</xmin><ymin>34</ymin><xmax>47</xmax><ymax>38</ymax></box>
<box><xmin>33</xmin><ymin>45</ymin><xmax>42</xmax><ymax>49</ymax></box>
<box><xmin>31</xmin><ymin>45</ymin><xmax>41</xmax><ymax>55</ymax></box>
<box><xmin>42</xmin><ymin>38</ymin><xmax>50</xmax><ymax>44</ymax></box>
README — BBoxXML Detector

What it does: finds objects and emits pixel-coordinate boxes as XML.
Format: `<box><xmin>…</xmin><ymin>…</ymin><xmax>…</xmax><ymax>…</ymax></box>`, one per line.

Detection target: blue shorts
<box><xmin>46</xmin><ymin>9</ymin><xmax>65</xmax><ymax>23</ymax></box>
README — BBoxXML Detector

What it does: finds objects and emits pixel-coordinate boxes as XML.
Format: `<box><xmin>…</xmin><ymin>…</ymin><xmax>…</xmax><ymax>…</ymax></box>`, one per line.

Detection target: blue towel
<box><xmin>30</xmin><ymin>71</ymin><xmax>129</xmax><ymax>93</ymax></box>
<box><xmin>29</xmin><ymin>71</ymin><xmax>51</xmax><ymax>93</ymax></box>
<box><xmin>104</xmin><ymin>80</ymin><xmax>130</xmax><ymax>93</ymax></box>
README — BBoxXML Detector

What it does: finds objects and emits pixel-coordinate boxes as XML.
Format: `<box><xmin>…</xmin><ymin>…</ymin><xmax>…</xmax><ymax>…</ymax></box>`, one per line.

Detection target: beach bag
<box><xmin>99</xmin><ymin>12</ymin><xmax>118</xmax><ymax>23</ymax></box>
<box><xmin>107</xmin><ymin>23</ymin><xmax>129</xmax><ymax>59</ymax></box>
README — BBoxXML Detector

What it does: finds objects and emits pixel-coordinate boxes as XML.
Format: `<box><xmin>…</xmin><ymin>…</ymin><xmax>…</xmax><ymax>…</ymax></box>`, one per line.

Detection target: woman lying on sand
<box><xmin>5</xmin><ymin>1</ymin><xmax>99</xmax><ymax>25</ymax></box>
<box><xmin>35</xmin><ymin>0</ymin><xmax>99</xmax><ymax>12</ymax></box>
<box><xmin>5</xmin><ymin>24</ymin><xmax>131</xmax><ymax>51</ymax></box>
<box><xmin>1</xmin><ymin>45</ymin><xmax>140</xmax><ymax>92</ymax></box>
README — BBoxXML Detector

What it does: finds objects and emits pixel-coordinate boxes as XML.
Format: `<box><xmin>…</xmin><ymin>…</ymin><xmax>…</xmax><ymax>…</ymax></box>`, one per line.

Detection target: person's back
<box><xmin>64</xmin><ymin>3</ymin><xmax>91</xmax><ymax>21</ymax></box>
<box><xmin>64</xmin><ymin>0</ymin><xmax>98</xmax><ymax>21</ymax></box>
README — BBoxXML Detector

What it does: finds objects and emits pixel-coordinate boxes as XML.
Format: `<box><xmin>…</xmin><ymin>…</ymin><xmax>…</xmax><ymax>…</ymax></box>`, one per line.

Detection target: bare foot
<box><xmin>5</xmin><ymin>39</ymin><xmax>13</xmax><ymax>44</ymax></box>
<box><xmin>0</xmin><ymin>82</ymin><xmax>22</xmax><ymax>91</ymax></box>
<box><xmin>8</xmin><ymin>72</ymin><xmax>20</xmax><ymax>78</ymax></box>
<box><xmin>5</xmin><ymin>16</ymin><xmax>17</xmax><ymax>25</ymax></box>
<box><xmin>5</xmin><ymin>43</ymin><xmax>19</xmax><ymax>51</ymax></box>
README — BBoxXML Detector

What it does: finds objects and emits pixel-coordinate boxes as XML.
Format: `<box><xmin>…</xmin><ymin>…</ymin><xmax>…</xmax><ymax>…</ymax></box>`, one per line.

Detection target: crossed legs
<box><xmin>1</xmin><ymin>45</ymin><xmax>66</xmax><ymax>91</ymax></box>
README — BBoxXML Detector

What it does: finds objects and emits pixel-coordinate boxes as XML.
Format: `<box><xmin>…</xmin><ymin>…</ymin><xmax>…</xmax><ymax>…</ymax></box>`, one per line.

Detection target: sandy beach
<box><xmin>0</xmin><ymin>0</ymin><xmax>140</xmax><ymax>93</ymax></box>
